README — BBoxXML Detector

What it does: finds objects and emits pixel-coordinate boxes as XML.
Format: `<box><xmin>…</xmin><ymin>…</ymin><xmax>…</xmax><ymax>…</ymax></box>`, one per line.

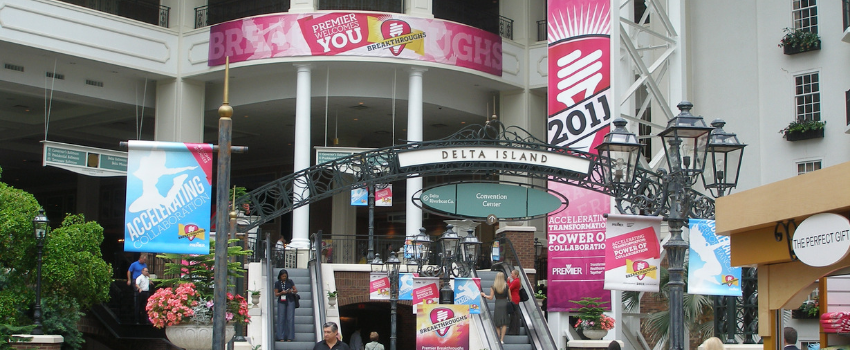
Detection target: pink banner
<box><xmin>546</xmin><ymin>0</ymin><xmax>613</xmax><ymax>312</ymax></box>
<box><xmin>411</xmin><ymin>277</ymin><xmax>439</xmax><ymax>314</ymax></box>
<box><xmin>417</xmin><ymin>304</ymin><xmax>470</xmax><ymax>350</ymax></box>
<box><xmin>603</xmin><ymin>214</ymin><xmax>662</xmax><ymax>292</ymax></box>
<box><xmin>209</xmin><ymin>12</ymin><xmax>502</xmax><ymax>76</ymax></box>
<box><xmin>370</xmin><ymin>272</ymin><xmax>390</xmax><ymax>300</ymax></box>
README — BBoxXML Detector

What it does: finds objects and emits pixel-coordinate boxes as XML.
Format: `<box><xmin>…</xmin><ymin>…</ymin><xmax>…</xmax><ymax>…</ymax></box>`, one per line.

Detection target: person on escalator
<box><xmin>481</xmin><ymin>272</ymin><xmax>510</xmax><ymax>344</ymax></box>
<box><xmin>507</xmin><ymin>269</ymin><xmax>522</xmax><ymax>335</ymax></box>
<box><xmin>275</xmin><ymin>269</ymin><xmax>298</xmax><ymax>342</ymax></box>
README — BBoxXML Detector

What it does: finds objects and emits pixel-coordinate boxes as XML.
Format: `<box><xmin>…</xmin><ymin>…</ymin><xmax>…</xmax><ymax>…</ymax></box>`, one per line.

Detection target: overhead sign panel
<box><xmin>792</xmin><ymin>213</ymin><xmax>850</xmax><ymax>267</ymax></box>
<box><xmin>397</xmin><ymin>146</ymin><xmax>590</xmax><ymax>174</ymax></box>
<box><xmin>420</xmin><ymin>183</ymin><xmax>563</xmax><ymax>219</ymax></box>
<box><xmin>42</xmin><ymin>140</ymin><xmax>127</xmax><ymax>177</ymax></box>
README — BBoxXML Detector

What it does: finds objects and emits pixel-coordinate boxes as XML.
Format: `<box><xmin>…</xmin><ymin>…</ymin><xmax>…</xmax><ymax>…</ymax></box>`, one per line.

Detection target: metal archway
<box><xmin>232</xmin><ymin>121</ymin><xmax>714</xmax><ymax>231</ymax></box>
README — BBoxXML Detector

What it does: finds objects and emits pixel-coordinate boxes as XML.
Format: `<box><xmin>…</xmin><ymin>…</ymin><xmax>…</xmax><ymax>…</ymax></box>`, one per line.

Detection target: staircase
<box><xmin>273</xmin><ymin>268</ymin><xmax>316</xmax><ymax>350</ymax></box>
<box><xmin>478</xmin><ymin>271</ymin><xmax>533</xmax><ymax>350</ymax></box>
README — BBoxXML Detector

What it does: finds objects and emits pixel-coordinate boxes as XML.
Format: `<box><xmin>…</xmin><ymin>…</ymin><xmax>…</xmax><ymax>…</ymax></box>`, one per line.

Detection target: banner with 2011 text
<box><xmin>604</xmin><ymin>214</ymin><xmax>662</xmax><ymax>291</ymax></box>
<box><xmin>546</xmin><ymin>0</ymin><xmax>614</xmax><ymax>312</ymax></box>
<box><xmin>124</xmin><ymin>141</ymin><xmax>213</xmax><ymax>254</ymax></box>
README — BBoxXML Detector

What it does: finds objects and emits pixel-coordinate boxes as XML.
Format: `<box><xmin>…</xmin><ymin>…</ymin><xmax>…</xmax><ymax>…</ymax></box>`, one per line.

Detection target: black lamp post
<box><xmin>438</xmin><ymin>225</ymin><xmax>459</xmax><ymax>304</ymax></box>
<box><xmin>533</xmin><ymin>238</ymin><xmax>543</xmax><ymax>274</ymax></box>
<box><xmin>598</xmin><ymin>102</ymin><xmax>746</xmax><ymax>350</ymax></box>
<box><xmin>461</xmin><ymin>229</ymin><xmax>482</xmax><ymax>274</ymax></box>
<box><xmin>32</xmin><ymin>209</ymin><xmax>49</xmax><ymax>335</ymax></box>
<box><xmin>371</xmin><ymin>250</ymin><xmax>400</xmax><ymax>350</ymax></box>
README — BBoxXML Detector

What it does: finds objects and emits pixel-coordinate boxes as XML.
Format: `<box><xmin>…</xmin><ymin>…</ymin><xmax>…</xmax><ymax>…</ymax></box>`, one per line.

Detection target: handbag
<box><xmin>519</xmin><ymin>288</ymin><xmax>529</xmax><ymax>302</ymax></box>
<box><xmin>294</xmin><ymin>293</ymin><xmax>301</xmax><ymax>308</ymax></box>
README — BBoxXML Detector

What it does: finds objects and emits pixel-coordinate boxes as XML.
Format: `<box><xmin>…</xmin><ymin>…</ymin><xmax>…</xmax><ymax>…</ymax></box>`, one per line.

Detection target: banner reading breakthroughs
<box><xmin>546</xmin><ymin>0</ymin><xmax>613</xmax><ymax>312</ymax></box>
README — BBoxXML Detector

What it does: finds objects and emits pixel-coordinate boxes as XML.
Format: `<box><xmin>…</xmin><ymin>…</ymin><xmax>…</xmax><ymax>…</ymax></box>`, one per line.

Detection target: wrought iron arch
<box><xmin>232</xmin><ymin>122</ymin><xmax>714</xmax><ymax>231</ymax></box>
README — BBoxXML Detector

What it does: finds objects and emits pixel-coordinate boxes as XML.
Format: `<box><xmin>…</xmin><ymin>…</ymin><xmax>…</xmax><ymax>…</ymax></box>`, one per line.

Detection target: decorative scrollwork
<box><xmin>774</xmin><ymin>220</ymin><xmax>798</xmax><ymax>261</ymax></box>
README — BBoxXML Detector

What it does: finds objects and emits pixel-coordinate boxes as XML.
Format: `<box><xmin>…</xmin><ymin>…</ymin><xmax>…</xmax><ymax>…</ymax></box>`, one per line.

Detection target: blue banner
<box><xmin>399</xmin><ymin>273</ymin><xmax>418</xmax><ymax>300</ymax></box>
<box><xmin>453</xmin><ymin>278</ymin><xmax>481</xmax><ymax>314</ymax></box>
<box><xmin>124</xmin><ymin>141</ymin><xmax>213</xmax><ymax>254</ymax></box>
<box><xmin>687</xmin><ymin>219</ymin><xmax>742</xmax><ymax>296</ymax></box>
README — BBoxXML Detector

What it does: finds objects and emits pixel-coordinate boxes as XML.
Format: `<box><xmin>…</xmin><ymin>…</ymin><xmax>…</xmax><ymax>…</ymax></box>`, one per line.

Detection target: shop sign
<box><xmin>420</xmin><ymin>183</ymin><xmax>563</xmax><ymax>219</ymax></box>
<box><xmin>397</xmin><ymin>146</ymin><xmax>590</xmax><ymax>174</ymax></box>
<box><xmin>792</xmin><ymin>213</ymin><xmax>850</xmax><ymax>267</ymax></box>
<box><xmin>42</xmin><ymin>140</ymin><xmax>127</xmax><ymax>177</ymax></box>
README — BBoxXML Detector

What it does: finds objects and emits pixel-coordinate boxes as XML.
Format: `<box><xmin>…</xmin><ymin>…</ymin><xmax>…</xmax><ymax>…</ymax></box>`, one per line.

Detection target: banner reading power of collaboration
<box><xmin>545</xmin><ymin>0</ymin><xmax>613</xmax><ymax>312</ymax></box>
<box><xmin>688</xmin><ymin>219</ymin><xmax>742</xmax><ymax>296</ymax></box>
<box><xmin>604</xmin><ymin>214</ymin><xmax>662</xmax><ymax>292</ymax></box>
<box><xmin>124</xmin><ymin>141</ymin><xmax>213</xmax><ymax>254</ymax></box>
<box><xmin>416</xmin><ymin>304</ymin><xmax>470</xmax><ymax>350</ymax></box>
<box><xmin>209</xmin><ymin>12</ymin><xmax>502</xmax><ymax>76</ymax></box>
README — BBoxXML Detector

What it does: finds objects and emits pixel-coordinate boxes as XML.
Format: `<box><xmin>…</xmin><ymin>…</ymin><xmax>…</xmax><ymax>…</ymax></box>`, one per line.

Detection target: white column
<box><xmin>406</xmin><ymin>67</ymin><xmax>426</xmax><ymax>236</ymax></box>
<box><xmin>290</xmin><ymin>64</ymin><xmax>313</xmax><ymax>249</ymax></box>
<box><xmin>289</xmin><ymin>0</ymin><xmax>316</xmax><ymax>13</ymax></box>
<box><xmin>154</xmin><ymin>78</ymin><xmax>204</xmax><ymax>142</ymax></box>
<box><xmin>405</xmin><ymin>0</ymin><xmax>434</xmax><ymax>18</ymax></box>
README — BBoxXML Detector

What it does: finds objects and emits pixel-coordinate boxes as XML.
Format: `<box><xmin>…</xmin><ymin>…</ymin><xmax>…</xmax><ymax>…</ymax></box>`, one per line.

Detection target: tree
<box><xmin>0</xmin><ymin>166</ymin><xmax>112</xmax><ymax>350</ymax></box>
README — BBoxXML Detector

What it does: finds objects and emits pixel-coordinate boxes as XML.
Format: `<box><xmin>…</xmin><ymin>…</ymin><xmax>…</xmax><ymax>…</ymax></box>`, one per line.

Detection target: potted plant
<box><xmin>570</xmin><ymin>297</ymin><xmax>615</xmax><ymax>340</ymax></box>
<box><xmin>534</xmin><ymin>285</ymin><xmax>546</xmax><ymax>308</ymax></box>
<box><xmin>147</xmin><ymin>239</ymin><xmax>251</xmax><ymax>350</ymax></box>
<box><xmin>778</xmin><ymin>27</ymin><xmax>821</xmax><ymax>55</ymax></box>
<box><xmin>327</xmin><ymin>290</ymin><xmax>338</xmax><ymax>308</ymax></box>
<box><xmin>780</xmin><ymin>119</ymin><xmax>825</xmax><ymax>141</ymax></box>
<box><xmin>792</xmin><ymin>300</ymin><xmax>819</xmax><ymax>319</ymax></box>
<box><xmin>248</xmin><ymin>290</ymin><xmax>261</xmax><ymax>307</ymax></box>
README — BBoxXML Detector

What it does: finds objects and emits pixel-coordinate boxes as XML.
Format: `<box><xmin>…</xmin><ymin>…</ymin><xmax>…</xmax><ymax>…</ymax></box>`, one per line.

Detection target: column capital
<box><xmin>294</xmin><ymin>63</ymin><xmax>315</xmax><ymax>71</ymax></box>
<box><xmin>408</xmin><ymin>66</ymin><xmax>428</xmax><ymax>75</ymax></box>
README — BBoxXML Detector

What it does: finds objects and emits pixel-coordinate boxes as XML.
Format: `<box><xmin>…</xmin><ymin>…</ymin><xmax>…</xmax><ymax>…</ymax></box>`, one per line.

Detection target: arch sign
<box><xmin>418</xmin><ymin>183</ymin><xmax>564</xmax><ymax>220</ymax></box>
<box><xmin>792</xmin><ymin>213</ymin><xmax>850</xmax><ymax>267</ymax></box>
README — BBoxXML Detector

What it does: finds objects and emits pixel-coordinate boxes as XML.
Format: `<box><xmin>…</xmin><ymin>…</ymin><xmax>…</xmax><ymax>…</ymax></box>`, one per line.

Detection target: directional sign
<box><xmin>419</xmin><ymin>183</ymin><xmax>564</xmax><ymax>219</ymax></box>
<box><xmin>42</xmin><ymin>140</ymin><xmax>127</xmax><ymax>177</ymax></box>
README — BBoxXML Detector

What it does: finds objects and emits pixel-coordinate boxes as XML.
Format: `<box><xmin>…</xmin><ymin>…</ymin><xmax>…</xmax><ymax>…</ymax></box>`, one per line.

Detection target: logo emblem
<box><xmin>429</xmin><ymin>307</ymin><xmax>455</xmax><ymax>337</ymax></box>
<box><xmin>632</xmin><ymin>260</ymin><xmax>648</xmax><ymax>280</ymax></box>
<box><xmin>381</xmin><ymin>20</ymin><xmax>412</xmax><ymax>56</ymax></box>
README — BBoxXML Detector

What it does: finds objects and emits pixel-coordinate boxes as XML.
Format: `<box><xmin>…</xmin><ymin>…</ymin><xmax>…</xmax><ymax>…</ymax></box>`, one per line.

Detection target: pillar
<box><xmin>289</xmin><ymin>0</ymin><xmax>316</xmax><ymax>13</ymax></box>
<box><xmin>154</xmin><ymin>78</ymin><xmax>205</xmax><ymax>143</ymax></box>
<box><xmin>290</xmin><ymin>64</ymin><xmax>313</xmax><ymax>249</ymax></box>
<box><xmin>406</xmin><ymin>67</ymin><xmax>426</xmax><ymax>237</ymax></box>
<box><xmin>405</xmin><ymin>0</ymin><xmax>434</xmax><ymax>18</ymax></box>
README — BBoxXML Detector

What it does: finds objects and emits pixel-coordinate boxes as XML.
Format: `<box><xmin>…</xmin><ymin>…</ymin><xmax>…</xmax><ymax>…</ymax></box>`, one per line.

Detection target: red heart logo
<box><xmin>380</xmin><ymin>20</ymin><xmax>412</xmax><ymax>56</ymax></box>
<box><xmin>429</xmin><ymin>307</ymin><xmax>454</xmax><ymax>337</ymax></box>
<box><xmin>185</xmin><ymin>224</ymin><xmax>198</xmax><ymax>241</ymax></box>
<box><xmin>632</xmin><ymin>260</ymin><xmax>648</xmax><ymax>280</ymax></box>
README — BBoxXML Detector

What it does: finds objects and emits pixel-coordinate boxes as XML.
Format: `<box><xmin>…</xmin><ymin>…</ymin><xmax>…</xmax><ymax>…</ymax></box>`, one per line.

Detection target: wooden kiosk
<box><xmin>716</xmin><ymin>161</ymin><xmax>850</xmax><ymax>350</ymax></box>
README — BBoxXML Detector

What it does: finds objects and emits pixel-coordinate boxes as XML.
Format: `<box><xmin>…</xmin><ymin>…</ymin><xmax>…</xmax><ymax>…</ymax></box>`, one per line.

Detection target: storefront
<box><xmin>717</xmin><ymin>161</ymin><xmax>850</xmax><ymax>350</ymax></box>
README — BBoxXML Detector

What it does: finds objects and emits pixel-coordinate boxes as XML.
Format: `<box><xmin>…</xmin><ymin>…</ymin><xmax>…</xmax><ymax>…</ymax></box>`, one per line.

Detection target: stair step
<box><xmin>295</xmin><ymin>324</ymin><xmax>313</xmax><ymax>333</ymax></box>
<box><xmin>295</xmin><ymin>315</ymin><xmax>314</xmax><ymax>324</ymax></box>
<box><xmin>275</xmin><ymin>341</ymin><xmax>315</xmax><ymax>350</ymax></box>
<box><xmin>503</xmin><ymin>344</ymin><xmax>532</xmax><ymax>350</ymax></box>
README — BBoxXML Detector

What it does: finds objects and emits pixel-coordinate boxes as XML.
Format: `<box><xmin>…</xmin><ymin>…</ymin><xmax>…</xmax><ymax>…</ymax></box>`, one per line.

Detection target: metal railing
<box><xmin>537</xmin><ymin>20</ymin><xmax>547</xmax><ymax>42</ymax></box>
<box><xmin>310</xmin><ymin>230</ymin><xmax>326</xmax><ymax>342</ymax></box>
<box><xmin>493</xmin><ymin>235</ymin><xmax>557</xmax><ymax>350</ymax></box>
<box><xmin>59</xmin><ymin>0</ymin><xmax>169</xmax><ymax>28</ymax></box>
<box><xmin>194</xmin><ymin>0</ymin><xmax>291</xmax><ymax>28</ymax></box>
<box><xmin>317</xmin><ymin>0</ymin><xmax>402</xmax><ymax>13</ymax></box>
<box><xmin>499</xmin><ymin>16</ymin><xmax>513</xmax><ymax>40</ymax></box>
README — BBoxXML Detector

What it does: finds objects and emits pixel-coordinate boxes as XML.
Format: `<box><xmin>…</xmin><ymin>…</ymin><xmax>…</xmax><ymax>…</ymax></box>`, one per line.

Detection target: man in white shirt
<box><xmin>135</xmin><ymin>268</ymin><xmax>151</xmax><ymax>324</ymax></box>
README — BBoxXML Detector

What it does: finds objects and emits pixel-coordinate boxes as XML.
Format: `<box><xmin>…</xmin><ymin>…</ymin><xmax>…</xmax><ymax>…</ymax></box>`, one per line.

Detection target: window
<box><xmin>795</xmin><ymin>72</ymin><xmax>820</xmax><ymax>122</ymax></box>
<box><xmin>793</xmin><ymin>0</ymin><xmax>818</xmax><ymax>33</ymax></box>
<box><xmin>843</xmin><ymin>0</ymin><xmax>849</xmax><ymax>31</ymax></box>
<box><xmin>797</xmin><ymin>160</ymin><xmax>822</xmax><ymax>175</ymax></box>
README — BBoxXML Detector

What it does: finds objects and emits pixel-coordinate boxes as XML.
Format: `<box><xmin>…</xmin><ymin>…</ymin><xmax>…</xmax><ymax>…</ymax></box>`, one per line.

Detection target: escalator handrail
<box><xmin>470</xmin><ymin>269</ymin><xmax>504</xmax><ymax>350</ymax></box>
<box><xmin>311</xmin><ymin>230</ymin><xmax>326</xmax><ymax>342</ymax></box>
<box><xmin>497</xmin><ymin>235</ymin><xmax>557</xmax><ymax>350</ymax></box>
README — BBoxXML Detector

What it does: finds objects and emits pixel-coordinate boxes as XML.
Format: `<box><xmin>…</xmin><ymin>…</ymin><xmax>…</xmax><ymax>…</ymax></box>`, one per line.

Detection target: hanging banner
<box><xmin>416</xmin><ymin>304</ymin><xmax>470</xmax><ymax>350</ymax></box>
<box><xmin>399</xmin><ymin>273</ymin><xmax>419</xmax><ymax>300</ymax></box>
<box><xmin>546</xmin><ymin>0</ymin><xmax>613</xmax><ymax>312</ymax></box>
<box><xmin>370</xmin><ymin>272</ymin><xmax>391</xmax><ymax>300</ymax></box>
<box><xmin>124</xmin><ymin>141</ymin><xmax>213</xmax><ymax>254</ymax></box>
<box><xmin>376</xmin><ymin>185</ymin><xmax>393</xmax><ymax>207</ymax></box>
<box><xmin>603</xmin><ymin>214</ymin><xmax>662</xmax><ymax>292</ymax></box>
<box><xmin>453</xmin><ymin>278</ymin><xmax>482</xmax><ymax>314</ymax></box>
<box><xmin>209</xmin><ymin>12</ymin><xmax>502</xmax><ymax>76</ymax></box>
<box><xmin>688</xmin><ymin>219</ymin><xmax>742</xmax><ymax>296</ymax></box>
<box><xmin>411</xmin><ymin>277</ymin><xmax>440</xmax><ymax>314</ymax></box>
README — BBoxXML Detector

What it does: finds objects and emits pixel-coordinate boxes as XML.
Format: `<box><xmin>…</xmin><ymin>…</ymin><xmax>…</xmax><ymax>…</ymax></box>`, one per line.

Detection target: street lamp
<box><xmin>461</xmin><ymin>229</ymin><xmax>482</xmax><ymax>273</ymax></box>
<box><xmin>438</xmin><ymin>225</ymin><xmax>459</xmax><ymax>304</ymax></box>
<box><xmin>373</xmin><ymin>251</ymin><xmax>401</xmax><ymax>350</ymax></box>
<box><xmin>534</xmin><ymin>238</ymin><xmax>544</xmax><ymax>275</ymax></box>
<box><xmin>32</xmin><ymin>209</ymin><xmax>49</xmax><ymax>335</ymax></box>
<box><xmin>598</xmin><ymin>101</ymin><xmax>746</xmax><ymax>350</ymax></box>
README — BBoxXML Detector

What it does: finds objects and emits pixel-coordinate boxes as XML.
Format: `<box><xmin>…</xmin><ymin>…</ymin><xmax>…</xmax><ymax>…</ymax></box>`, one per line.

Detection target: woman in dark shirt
<box><xmin>274</xmin><ymin>269</ymin><xmax>298</xmax><ymax>341</ymax></box>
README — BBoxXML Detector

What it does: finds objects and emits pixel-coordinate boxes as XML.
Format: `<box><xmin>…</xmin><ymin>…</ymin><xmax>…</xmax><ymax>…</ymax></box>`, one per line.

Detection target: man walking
<box><xmin>314</xmin><ymin>322</ymin><xmax>351</xmax><ymax>350</ymax></box>
<box><xmin>127</xmin><ymin>254</ymin><xmax>147</xmax><ymax>324</ymax></box>
<box><xmin>135</xmin><ymin>268</ymin><xmax>151</xmax><ymax>324</ymax></box>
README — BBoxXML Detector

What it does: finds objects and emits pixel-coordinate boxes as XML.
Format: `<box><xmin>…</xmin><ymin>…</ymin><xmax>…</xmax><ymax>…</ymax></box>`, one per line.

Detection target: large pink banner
<box><xmin>546</xmin><ymin>0</ymin><xmax>613</xmax><ymax>312</ymax></box>
<box><xmin>208</xmin><ymin>12</ymin><xmax>502</xmax><ymax>76</ymax></box>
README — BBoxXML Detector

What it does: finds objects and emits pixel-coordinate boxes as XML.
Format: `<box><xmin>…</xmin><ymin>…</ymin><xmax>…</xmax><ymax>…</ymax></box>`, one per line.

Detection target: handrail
<box><xmin>497</xmin><ymin>235</ymin><xmax>557</xmax><ymax>350</ymax></box>
<box><xmin>469</xmin><ymin>269</ymin><xmax>504</xmax><ymax>350</ymax></box>
<box><xmin>264</xmin><ymin>232</ymin><xmax>274</xmax><ymax>349</ymax></box>
<box><xmin>311</xmin><ymin>230</ymin><xmax>326</xmax><ymax>341</ymax></box>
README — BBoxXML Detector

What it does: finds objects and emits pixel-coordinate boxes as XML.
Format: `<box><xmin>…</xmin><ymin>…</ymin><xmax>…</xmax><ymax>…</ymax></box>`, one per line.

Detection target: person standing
<box><xmin>507</xmin><ymin>269</ymin><xmax>522</xmax><ymax>334</ymax></box>
<box><xmin>274</xmin><ymin>269</ymin><xmax>298</xmax><ymax>341</ymax></box>
<box><xmin>314</xmin><ymin>322</ymin><xmax>351</xmax><ymax>350</ymax></box>
<box><xmin>135</xmin><ymin>268</ymin><xmax>151</xmax><ymax>324</ymax></box>
<box><xmin>348</xmin><ymin>328</ymin><xmax>364</xmax><ymax>350</ymax></box>
<box><xmin>702</xmin><ymin>337</ymin><xmax>725</xmax><ymax>350</ymax></box>
<box><xmin>481</xmin><ymin>271</ymin><xmax>510</xmax><ymax>343</ymax></box>
<box><xmin>364</xmin><ymin>332</ymin><xmax>384</xmax><ymax>350</ymax></box>
<box><xmin>127</xmin><ymin>254</ymin><xmax>147</xmax><ymax>324</ymax></box>
<box><xmin>784</xmin><ymin>327</ymin><xmax>800</xmax><ymax>350</ymax></box>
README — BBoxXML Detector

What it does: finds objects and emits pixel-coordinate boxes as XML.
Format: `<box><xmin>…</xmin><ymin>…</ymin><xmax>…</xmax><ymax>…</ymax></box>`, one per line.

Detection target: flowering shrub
<box><xmin>146</xmin><ymin>282</ymin><xmax>251</xmax><ymax>328</ymax></box>
<box><xmin>574</xmin><ymin>314</ymin><xmax>615</xmax><ymax>331</ymax></box>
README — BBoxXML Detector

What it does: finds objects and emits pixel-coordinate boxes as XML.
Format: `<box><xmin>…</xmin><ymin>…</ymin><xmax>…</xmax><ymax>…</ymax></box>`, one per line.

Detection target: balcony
<box><xmin>58</xmin><ymin>0</ymin><xmax>169</xmax><ymax>28</ymax></box>
<box><xmin>537</xmin><ymin>20</ymin><xmax>546</xmax><ymax>42</ymax></box>
<box><xmin>499</xmin><ymin>16</ymin><xmax>513</xmax><ymax>40</ymax></box>
<box><xmin>195</xmin><ymin>0</ymin><xmax>291</xmax><ymax>28</ymax></box>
